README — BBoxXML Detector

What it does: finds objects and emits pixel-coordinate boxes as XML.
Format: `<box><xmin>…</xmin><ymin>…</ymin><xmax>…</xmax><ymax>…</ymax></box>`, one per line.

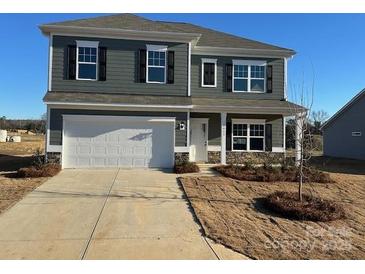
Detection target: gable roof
<box><xmin>321</xmin><ymin>88</ymin><xmax>365</xmax><ymax>129</ymax></box>
<box><xmin>40</xmin><ymin>14</ymin><xmax>295</xmax><ymax>55</ymax></box>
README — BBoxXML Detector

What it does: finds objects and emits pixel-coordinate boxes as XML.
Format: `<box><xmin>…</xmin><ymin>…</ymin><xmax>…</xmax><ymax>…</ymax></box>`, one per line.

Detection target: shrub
<box><xmin>213</xmin><ymin>164</ymin><xmax>335</xmax><ymax>184</ymax></box>
<box><xmin>263</xmin><ymin>191</ymin><xmax>346</xmax><ymax>222</ymax></box>
<box><xmin>174</xmin><ymin>162</ymin><xmax>200</xmax><ymax>174</ymax></box>
<box><xmin>16</xmin><ymin>163</ymin><xmax>61</xmax><ymax>178</ymax></box>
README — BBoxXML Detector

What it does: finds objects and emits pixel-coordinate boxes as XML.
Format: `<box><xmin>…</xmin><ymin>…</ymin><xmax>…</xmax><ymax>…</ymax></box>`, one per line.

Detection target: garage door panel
<box><xmin>63</xmin><ymin>116</ymin><xmax>174</xmax><ymax>168</ymax></box>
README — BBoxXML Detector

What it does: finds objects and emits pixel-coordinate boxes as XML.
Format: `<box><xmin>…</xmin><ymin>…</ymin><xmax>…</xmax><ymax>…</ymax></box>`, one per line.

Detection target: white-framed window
<box><xmin>76</xmin><ymin>40</ymin><xmax>99</xmax><ymax>81</ymax></box>
<box><xmin>201</xmin><ymin>58</ymin><xmax>217</xmax><ymax>87</ymax></box>
<box><xmin>232</xmin><ymin>60</ymin><xmax>266</xmax><ymax>92</ymax></box>
<box><xmin>146</xmin><ymin>44</ymin><xmax>167</xmax><ymax>84</ymax></box>
<box><xmin>232</xmin><ymin>119</ymin><xmax>265</xmax><ymax>152</ymax></box>
<box><xmin>352</xmin><ymin>131</ymin><xmax>362</xmax><ymax>137</ymax></box>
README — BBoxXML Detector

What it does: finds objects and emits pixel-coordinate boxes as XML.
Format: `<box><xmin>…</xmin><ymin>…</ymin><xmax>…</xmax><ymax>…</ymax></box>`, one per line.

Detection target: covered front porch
<box><xmin>176</xmin><ymin>98</ymin><xmax>306</xmax><ymax>165</ymax></box>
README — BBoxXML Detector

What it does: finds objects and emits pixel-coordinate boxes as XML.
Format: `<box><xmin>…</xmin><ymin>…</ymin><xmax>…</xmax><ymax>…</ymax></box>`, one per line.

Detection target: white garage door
<box><xmin>62</xmin><ymin>115</ymin><xmax>175</xmax><ymax>168</ymax></box>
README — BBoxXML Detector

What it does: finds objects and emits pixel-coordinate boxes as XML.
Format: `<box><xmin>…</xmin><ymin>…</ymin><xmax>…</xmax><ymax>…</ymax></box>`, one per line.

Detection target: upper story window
<box><xmin>201</xmin><ymin>58</ymin><xmax>217</xmax><ymax>87</ymax></box>
<box><xmin>146</xmin><ymin>45</ymin><xmax>167</xmax><ymax>84</ymax></box>
<box><xmin>232</xmin><ymin>60</ymin><xmax>266</xmax><ymax>93</ymax></box>
<box><xmin>76</xmin><ymin>41</ymin><xmax>99</xmax><ymax>81</ymax></box>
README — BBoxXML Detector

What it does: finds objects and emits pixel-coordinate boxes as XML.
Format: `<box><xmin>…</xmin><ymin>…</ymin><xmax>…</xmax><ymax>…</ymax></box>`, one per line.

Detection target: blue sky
<box><xmin>0</xmin><ymin>13</ymin><xmax>364</xmax><ymax>119</ymax></box>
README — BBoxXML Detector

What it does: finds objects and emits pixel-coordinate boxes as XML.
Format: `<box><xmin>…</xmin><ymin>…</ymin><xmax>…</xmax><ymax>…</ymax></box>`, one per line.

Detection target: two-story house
<box><xmin>40</xmin><ymin>14</ymin><xmax>304</xmax><ymax>169</ymax></box>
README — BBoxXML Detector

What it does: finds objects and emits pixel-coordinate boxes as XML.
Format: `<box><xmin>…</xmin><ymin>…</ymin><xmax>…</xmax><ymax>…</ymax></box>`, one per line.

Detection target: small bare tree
<box><xmin>311</xmin><ymin>109</ymin><xmax>329</xmax><ymax>134</ymax></box>
<box><xmin>287</xmin><ymin>76</ymin><xmax>315</xmax><ymax>202</ymax></box>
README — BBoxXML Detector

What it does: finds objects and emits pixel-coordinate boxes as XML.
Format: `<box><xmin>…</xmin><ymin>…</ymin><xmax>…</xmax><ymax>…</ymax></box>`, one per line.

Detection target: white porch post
<box><xmin>221</xmin><ymin>112</ymin><xmax>227</xmax><ymax>165</ymax></box>
<box><xmin>295</xmin><ymin>112</ymin><xmax>305</xmax><ymax>166</ymax></box>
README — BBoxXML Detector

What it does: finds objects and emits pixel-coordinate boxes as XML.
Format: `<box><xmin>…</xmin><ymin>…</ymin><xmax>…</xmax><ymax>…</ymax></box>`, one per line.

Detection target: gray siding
<box><xmin>191</xmin><ymin>55</ymin><xmax>285</xmax><ymax>100</ymax></box>
<box><xmin>49</xmin><ymin>109</ymin><xmax>187</xmax><ymax>146</ymax></box>
<box><xmin>323</xmin><ymin>95</ymin><xmax>365</xmax><ymax>160</ymax></box>
<box><xmin>51</xmin><ymin>36</ymin><xmax>188</xmax><ymax>96</ymax></box>
<box><xmin>191</xmin><ymin>113</ymin><xmax>283</xmax><ymax>149</ymax></box>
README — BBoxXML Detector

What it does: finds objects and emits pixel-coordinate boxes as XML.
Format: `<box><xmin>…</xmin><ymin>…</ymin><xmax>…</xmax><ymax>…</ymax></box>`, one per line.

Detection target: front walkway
<box><xmin>0</xmin><ymin>168</ymin><xmax>246</xmax><ymax>259</ymax></box>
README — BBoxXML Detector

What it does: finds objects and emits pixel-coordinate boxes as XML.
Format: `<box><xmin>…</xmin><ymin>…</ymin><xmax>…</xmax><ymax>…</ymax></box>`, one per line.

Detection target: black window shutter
<box><xmin>167</xmin><ymin>51</ymin><xmax>174</xmax><ymax>84</ymax></box>
<box><xmin>225</xmin><ymin>64</ymin><xmax>233</xmax><ymax>92</ymax></box>
<box><xmin>98</xmin><ymin>47</ymin><xmax>107</xmax><ymax>81</ymax></box>
<box><xmin>67</xmin><ymin>45</ymin><xmax>76</xmax><ymax>80</ymax></box>
<box><xmin>226</xmin><ymin>121</ymin><xmax>232</xmax><ymax>151</ymax></box>
<box><xmin>266</xmin><ymin>65</ymin><xmax>273</xmax><ymax>93</ymax></box>
<box><xmin>139</xmin><ymin>49</ymin><xmax>147</xmax><ymax>83</ymax></box>
<box><xmin>265</xmin><ymin>124</ymin><xmax>272</xmax><ymax>151</ymax></box>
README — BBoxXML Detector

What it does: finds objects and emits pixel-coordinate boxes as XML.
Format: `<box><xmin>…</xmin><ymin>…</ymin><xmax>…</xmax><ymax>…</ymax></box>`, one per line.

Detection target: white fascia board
<box><xmin>192</xmin><ymin>46</ymin><xmax>296</xmax><ymax>59</ymax></box>
<box><xmin>192</xmin><ymin>105</ymin><xmax>300</xmax><ymax>115</ymax></box>
<box><xmin>45</xmin><ymin>101</ymin><xmax>193</xmax><ymax>109</ymax></box>
<box><xmin>39</xmin><ymin>25</ymin><xmax>201</xmax><ymax>44</ymax></box>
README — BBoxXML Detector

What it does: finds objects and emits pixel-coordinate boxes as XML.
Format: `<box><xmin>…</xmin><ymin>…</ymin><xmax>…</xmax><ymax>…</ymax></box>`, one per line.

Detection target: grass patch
<box><xmin>174</xmin><ymin>162</ymin><xmax>200</xmax><ymax>174</ymax></box>
<box><xmin>15</xmin><ymin>163</ymin><xmax>61</xmax><ymax>178</ymax></box>
<box><xmin>263</xmin><ymin>191</ymin><xmax>346</xmax><ymax>222</ymax></box>
<box><xmin>214</xmin><ymin>164</ymin><xmax>334</xmax><ymax>183</ymax></box>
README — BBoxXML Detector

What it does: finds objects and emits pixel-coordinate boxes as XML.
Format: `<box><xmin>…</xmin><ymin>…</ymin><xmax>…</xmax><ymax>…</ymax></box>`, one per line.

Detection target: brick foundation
<box><xmin>208</xmin><ymin>151</ymin><xmax>284</xmax><ymax>165</ymax></box>
<box><xmin>226</xmin><ymin>151</ymin><xmax>284</xmax><ymax>165</ymax></box>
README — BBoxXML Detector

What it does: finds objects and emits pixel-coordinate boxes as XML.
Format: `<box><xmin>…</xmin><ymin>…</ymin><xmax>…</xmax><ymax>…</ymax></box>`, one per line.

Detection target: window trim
<box><xmin>146</xmin><ymin>44</ymin><xmax>167</xmax><ymax>84</ymax></box>
<box><xmin>232</xmin><ymin>60</ymin><xmax>266</xmax><ymax>93</ymax></box>
<box><xmin>201</xmin><ymin>58</ymin><xmax>217</xmax><ymax>88</ymax></box>
<box><xmin>352</xmin><ymin>131</ymin><xmax>362</xmax><ymax>137</ymax></box>
<box><xmin>76</xmin><ymin>40</ymin><xmax>99</xmax><ymax>81</ymax></box>
<box><xmin>231</xmin><ymin>119</ymin><xmax>266</xmax><ymax>152</ymax></box>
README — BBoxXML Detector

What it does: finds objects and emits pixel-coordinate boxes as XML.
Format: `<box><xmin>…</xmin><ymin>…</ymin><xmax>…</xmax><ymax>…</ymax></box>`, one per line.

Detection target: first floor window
<box><xmin>232</xmin><ymin>123</ymin><xmax>265</xmax><ymax>151</ymax></box>
<box><xmin>76</xmin><ymin>41</ymin><xmax>99</xmax><ymax>80</ymax></box>
<box><xmin>147</xmin><ymin>45</ymin><xmax>167</xmax><ymax>83</ymax></box>
<box><xmin>233</xmin><ymin>61</ymin><xmax>266</xmax><ymax>92</ymax></box>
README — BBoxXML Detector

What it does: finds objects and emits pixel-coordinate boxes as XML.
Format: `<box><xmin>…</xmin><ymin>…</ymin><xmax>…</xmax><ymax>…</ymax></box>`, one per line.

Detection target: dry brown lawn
<box><xmin>0</xmin><ymin>175</ymin><xmax>47</xmax><ymax>214</ymax></box>
<box><xmin>0</xmin><ymin>134</ymin><xmax>47</xmax><ymax>213</ymax></box>
<box><xmin>0</xmin><ymin>134</ymin><xmax>44</xmax><ymax>156</ymax></box>
<box><xmin>179</xmin><ymin>164</ymin><xmax>365</xmax><ymax>259</ymax></box>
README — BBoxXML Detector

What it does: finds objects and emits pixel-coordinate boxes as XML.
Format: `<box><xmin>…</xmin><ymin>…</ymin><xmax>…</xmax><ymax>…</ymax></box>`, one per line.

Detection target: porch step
<box><xmin>196</xmin><ymin>163</ymin><xmax>221</xmax><ymax>176</ymax></box>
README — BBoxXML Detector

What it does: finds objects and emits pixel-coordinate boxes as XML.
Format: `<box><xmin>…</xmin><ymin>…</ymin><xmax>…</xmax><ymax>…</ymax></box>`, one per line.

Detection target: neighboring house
<box><xmin>40</xmin><ymin>14</ymin><xmax>304</xmax><ymax>168</ymax></box>
<box><xmin>322</xmin><ymin>88</ymin><xmax>365</xmax><ymax>160</ymax></box>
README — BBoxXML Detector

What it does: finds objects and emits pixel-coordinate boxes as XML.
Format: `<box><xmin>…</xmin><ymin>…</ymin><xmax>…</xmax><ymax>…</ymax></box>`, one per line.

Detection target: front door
<box><xmin>190</xmin><ymin>119</ymin><xmax>208</xmax><ymax>162</ymax></box>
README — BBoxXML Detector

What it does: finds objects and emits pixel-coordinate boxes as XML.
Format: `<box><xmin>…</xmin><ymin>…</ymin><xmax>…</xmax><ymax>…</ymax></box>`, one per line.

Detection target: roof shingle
<box><xmin>43</xmin><ymin>14</ymin><xmax>294</xmax><ymax>52</ymax></box>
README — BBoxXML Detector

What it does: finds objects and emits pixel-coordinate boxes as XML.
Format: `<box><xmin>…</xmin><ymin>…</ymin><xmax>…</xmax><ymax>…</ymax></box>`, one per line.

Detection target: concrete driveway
<box><xmin>0</xmin><ymin>168</ymin><xmax>246</xmax><ymax>259</ymax></box>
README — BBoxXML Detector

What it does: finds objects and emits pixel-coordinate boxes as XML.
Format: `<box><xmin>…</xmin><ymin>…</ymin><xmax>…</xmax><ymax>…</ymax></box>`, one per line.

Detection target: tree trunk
<box><xmin>298</xmin><ymin>165</ymin><xmax>303</xmax><ymax>202</ymax></box>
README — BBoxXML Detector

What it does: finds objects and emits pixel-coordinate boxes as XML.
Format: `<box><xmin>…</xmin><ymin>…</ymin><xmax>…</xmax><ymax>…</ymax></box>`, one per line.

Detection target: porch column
<box><xmin>295</xmin><ymin>112</ymin><xmax>305</xmax><ymax>166</ymax></box>
<box><xmin>221</xmin><ymin>112</ymin><xmax>227</xmax><ymax>165</ymax></box>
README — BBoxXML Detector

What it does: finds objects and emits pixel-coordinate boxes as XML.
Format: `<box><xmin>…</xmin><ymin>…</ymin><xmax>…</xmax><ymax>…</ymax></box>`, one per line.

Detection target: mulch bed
<box><xmin>15</xmin><ymin>163</ymin><xmax>61</xmax><ymax>178</ymax></box>
<box><xmin>174</xmin><ymin>162</ymin><xmax>200</xmax><ymax>174</ymax></box>
<box><xmin>179</xmin><ymin>176</ymin><xmax>365</xmax><ymax>259</ymax></box>
<box><xmin>263</xmin><ymin>191</ymin><xmax>346</xmax><ymax>222</ymax></box>
<box><xmin>214</xmin><ymin>165</ymin><xmax>334</xmax><ymax>184</ymax></box>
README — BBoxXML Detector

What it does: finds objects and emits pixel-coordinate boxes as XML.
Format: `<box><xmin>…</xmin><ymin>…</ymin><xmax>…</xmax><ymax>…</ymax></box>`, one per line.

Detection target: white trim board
<box><xmin>272</xmin><ymin>147</ymin><xmax>285</xmax><ymax>153</ymax></box>
<box><xmin>208</xmin><ymin>145</ymin><xmax>221</xmax><ymax>152</ymax></box>
<box><xmin>45</xmin><ymin>101</ymin><xmax>192</xmax><ymax>109</ymax></box>
<box><xmin>175</xmin><ymin>147</ymin><xmax>190</xmax><ymax>153</ymax></box>
<box><xmin>62</xmin><ymin>114</ymin><xmax>176</xmax><ymax>123</ymax></box>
